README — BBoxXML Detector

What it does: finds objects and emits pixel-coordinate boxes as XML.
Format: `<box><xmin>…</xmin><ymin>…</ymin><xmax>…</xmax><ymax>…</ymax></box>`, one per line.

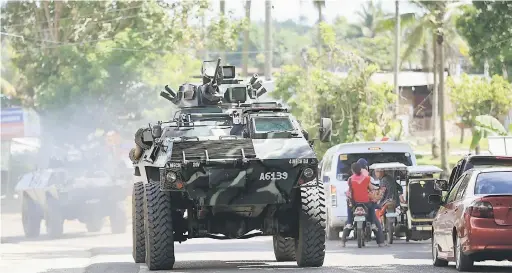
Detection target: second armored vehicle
<box><xmin>16</xmin><ymin>146</ymin><xmax>131</xmax><ymax>238</ymax></box>
<box><xmin>130</xmin><ymin>59</ymin><xmax>333</xmax><ymax>270</ymax></box>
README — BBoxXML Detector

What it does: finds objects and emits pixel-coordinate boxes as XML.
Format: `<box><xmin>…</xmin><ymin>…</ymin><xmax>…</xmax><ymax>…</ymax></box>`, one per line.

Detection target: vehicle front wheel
<box><xmin>273</xmin><ymin>235</ymin><xmax>295</xmax><ymax>261</ymax></box>
<box><xmin>144</xmin><ymin>182</ymin><xmax>175</xmax><ymax>270</ymax></box>
<box><xmin>110</xmin><ymin>202</ymin><xmax>127</xmax><ymax>234</ymax></box>
<box><xmin>22</xmin><ymin>196</ymin><xmax>41</xmax><ymax>238</ymax></box>
<box><xmin>455</xmin><ymin>235</ymin><xmax>473</xmax><ymax>271</ymax></box>
<box><xmin>132</xmin><ymin>182</ymin><xmax>146</xmax><ymax>263</ymax></box>
<box><xmin>432</xmin><ymin>232</ymin><xmax>448</xmax><ymax>267</ymax></box>
<box><xmin>295</xmin><ymin>182</ymin><xmax>326</xmax><ymax>267</ymax></box>
<box><xmin>85</xmin><ymin>217</ymin><xmax>104</xmax><ymax>232</ymax></box>
<box><xmin>45</xmin><ymin>196</ymin><xmax>64</xmax><ymax>238</ymax></box>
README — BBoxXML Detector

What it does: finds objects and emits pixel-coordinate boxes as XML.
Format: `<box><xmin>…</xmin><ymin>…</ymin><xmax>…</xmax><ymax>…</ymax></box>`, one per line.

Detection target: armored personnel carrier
<box><xmin>16</xmin><ymin>141</ymin><xmax>131</xmax><ymax>238</ymax></box>
<box><xmin>130</xmin><ymin>59</ymin><xmax>333</xmax><ymax>270</ymax></box>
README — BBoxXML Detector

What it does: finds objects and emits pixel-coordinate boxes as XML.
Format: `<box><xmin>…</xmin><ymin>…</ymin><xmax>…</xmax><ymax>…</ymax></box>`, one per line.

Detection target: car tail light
<box><xmin>330</xmin><ymin>185</ymin><xmax>337</xmax><ymax>207</ymax></box>
<box><xmin>467</xmin><ymin>200</ymin><xmax>494</xmax><ymax>218</ymax></box>
<box><xmin>354</xmin><ymin>207</ymin><xmax>366</xmax><ymax>216</ymax></box>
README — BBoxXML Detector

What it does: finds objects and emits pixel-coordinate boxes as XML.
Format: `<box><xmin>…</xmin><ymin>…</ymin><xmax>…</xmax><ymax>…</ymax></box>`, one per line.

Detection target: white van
<box><xmin>319</xmin><ymin>141</ymin><xmax>417</xmax><ymax>240</ymax></box>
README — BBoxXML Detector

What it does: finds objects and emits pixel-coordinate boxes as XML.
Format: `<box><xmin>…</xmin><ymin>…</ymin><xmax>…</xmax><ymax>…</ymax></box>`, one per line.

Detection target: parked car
<box><xmin>430</xmin><ymin>167</ymin><xmax>512</xmax><ymax>271</ymax></box>
<box><xmin>319</xmin><ymin>141</ymin><xmax>417</xmax><ymax>240</ymax></box>
<box><xmin>447</xmin><ymin>154</ymin><xmax>512</xmax><ymax>191</ymax></box>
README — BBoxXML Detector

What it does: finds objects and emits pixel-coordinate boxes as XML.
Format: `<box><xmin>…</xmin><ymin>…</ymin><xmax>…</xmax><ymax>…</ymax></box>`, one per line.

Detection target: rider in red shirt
<box><xmin>341</xmin><ymin>162</ymin><xmax>384</xmax><ymax>247</ymax></box>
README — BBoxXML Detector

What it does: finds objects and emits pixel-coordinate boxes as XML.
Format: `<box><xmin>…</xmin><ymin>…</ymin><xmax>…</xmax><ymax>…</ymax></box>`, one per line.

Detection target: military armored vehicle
<box><xmin>16</xmin><ymin>141</ymin><xmax>131</xmax><ymax>238</ymax></box>
<box><xmin>130</xmin><ymin>58</ymin><xmax>333</xmax><ymax>270</ymax></box>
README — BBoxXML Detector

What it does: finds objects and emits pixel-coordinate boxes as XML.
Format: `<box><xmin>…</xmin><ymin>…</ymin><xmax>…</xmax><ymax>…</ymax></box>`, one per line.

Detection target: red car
<box><xmin>430</xmin><ymin>167</ymin><xmax>512</xmax><ymax>271</ymax></box>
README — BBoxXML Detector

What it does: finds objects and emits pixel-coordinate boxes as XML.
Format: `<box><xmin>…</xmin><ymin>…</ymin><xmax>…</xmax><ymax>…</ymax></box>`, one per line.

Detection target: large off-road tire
<box><xmin>85</xmin><ymin>217</ymin><xmax>104</xmax><ymax>232</ymax></box>
<box><xmin>273</xmin><ymin>235</ymin><xmax>296</xmax><ymax>261</ymax></box>
<box><xmin>144</xmin><ymin>182</ymin><xmax>175</xmax><ymax>270</ymax></box>
<box><xmin>134</xmin><ymin>128</ymin><xmax>152</xmax><ymax>150</ymax></box>
<box><xmin>295</xmin><ymin>182</ymin><xmax>326</xmax><ymax>267</ymax></box>
<box><xmin>110</xmin><ymin>202</ymin><xmax>127</xmax><ymax>234</ymax></box>
<box><xmin>22</xmin><ymin>196</ymin><xmax>41</xmax><ymax>238</ymax></box>
<box><xmin>45</xmin><ymin>196</ymin><xmax>64</xmax><ymax>238</ymax></box>
<box><xmin>132</xmin><ymin>182</ymin><xmax>146</xmax><ymax>263</ymax></box>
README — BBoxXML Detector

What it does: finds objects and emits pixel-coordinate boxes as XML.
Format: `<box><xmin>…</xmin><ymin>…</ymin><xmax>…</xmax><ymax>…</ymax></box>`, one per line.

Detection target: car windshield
<box><xmin>253</xmin><ymin>117</ymin><xmax>295</xmax><ymax>132</ymax></box>
<box><xmin>336</xmin><ymin>152</ymin><xmax>413</xmax><ymax>181</ymax></box>
<box><xmin>474</xmin><ymin>171</ymin><xmax>512</xmax><ymax>195</ymax></box>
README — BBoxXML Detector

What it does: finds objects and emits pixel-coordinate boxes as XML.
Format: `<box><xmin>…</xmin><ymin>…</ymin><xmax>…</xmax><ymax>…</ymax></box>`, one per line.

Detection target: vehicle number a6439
<box><xmin>259</xmin><ymin>172</ymin><xmax>288</xmax><ymax>180</ymax></box>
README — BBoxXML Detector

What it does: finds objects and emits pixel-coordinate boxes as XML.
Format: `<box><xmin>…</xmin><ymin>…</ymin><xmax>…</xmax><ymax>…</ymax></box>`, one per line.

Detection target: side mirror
<box><xmin>428</xmin><ymin>194</ymin><xmax>443</xmax><ymax>205</ymax></box>
<box><xmin>318</xmin><ymin>117</ymin><xmax>332</xmax><ymax>143</ymax></box>
<box><xmin>434</xmin><ymin>179</ymin><xmax>449</xmax><ymax>191</ymax></box>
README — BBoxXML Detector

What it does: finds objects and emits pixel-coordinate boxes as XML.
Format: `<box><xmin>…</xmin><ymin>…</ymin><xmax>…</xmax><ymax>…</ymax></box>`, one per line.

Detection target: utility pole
<box><xmin>438</xmin><ymin>34</ymin><xmax>449</xmax><ymax>172</ymax></box>
<box><xmin>219</xmin><ymin>0</ymin><xmax>226</xmax><ymax>64</ymax></box>
<box><xmin>431</xmin><ymin>39</ymin><xmax>439</xmax><ymax>158</ymax></box>
<box><xmin>394</xmin><ymin>1</ymin><xmax>400</xmax><ymax>117</ymax></box>
<box><xmin>264</xmin><ymin>0</ymin><xmax>273</xmax><ymax>80</ymax></box>
<box><xmin>242</xmin><ymin>0</ymin><xmax>252</xmax><ymax>77</ymax></box>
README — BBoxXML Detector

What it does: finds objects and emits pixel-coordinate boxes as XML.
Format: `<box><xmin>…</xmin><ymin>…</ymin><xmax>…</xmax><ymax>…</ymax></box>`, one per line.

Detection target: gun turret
<box><xmin>160</xmin><ymin>58</ymin><xmax>269</xmax><ymax>108</ymax></box>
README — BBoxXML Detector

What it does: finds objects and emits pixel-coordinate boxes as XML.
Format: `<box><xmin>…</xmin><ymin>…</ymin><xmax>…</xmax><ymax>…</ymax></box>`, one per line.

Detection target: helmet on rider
<box><xmin>356</xmin><ymin>158</ymin><xmax>368</xmax><ymax>169</ymax></box>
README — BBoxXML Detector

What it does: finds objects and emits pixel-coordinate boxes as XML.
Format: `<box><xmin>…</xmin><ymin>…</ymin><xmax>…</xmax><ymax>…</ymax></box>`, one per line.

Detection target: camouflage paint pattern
<box><xmin>135</xmin><ymin>137</ymin><xmax>318</xmax><ymax>206</ymax></box>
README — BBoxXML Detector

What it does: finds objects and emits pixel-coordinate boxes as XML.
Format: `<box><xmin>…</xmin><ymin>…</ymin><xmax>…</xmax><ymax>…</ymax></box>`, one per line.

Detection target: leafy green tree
<box><xmin>447</xmin><ymin>74</ymin><xmax>512</xmax><ymax>153</ymax></box>
<box><xmin>272</xmin><ymin>23</ymin><xmax>401</xmax><ymax>157</ymax></box>
<box><xmin>456</xmin><ymin>1</ymin><xmax>512</xmax><ymax>80</ymax></box>
<box><xmin>0</xmin><ymin>0</ymin><xmax>208</xmax><ymax>151</ymax></box>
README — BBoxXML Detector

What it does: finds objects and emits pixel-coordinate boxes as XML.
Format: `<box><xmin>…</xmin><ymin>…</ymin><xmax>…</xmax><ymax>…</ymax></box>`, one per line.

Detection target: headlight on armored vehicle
<box><xmin>303</xmin><ymin>167</ymin><xmax>314</xmax><ymax>178</ymax></box>
<box><xmin>166</xmin><ymin>172</ymin><xmax>177</xmax><ymax>182</ymax></box>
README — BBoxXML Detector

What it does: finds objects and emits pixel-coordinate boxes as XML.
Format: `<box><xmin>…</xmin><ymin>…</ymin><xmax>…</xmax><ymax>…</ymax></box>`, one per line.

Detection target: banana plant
<box><xmin>470</xmin><ymin>114</ymin><xmax>510</xmax><ymax>150</ymax></box>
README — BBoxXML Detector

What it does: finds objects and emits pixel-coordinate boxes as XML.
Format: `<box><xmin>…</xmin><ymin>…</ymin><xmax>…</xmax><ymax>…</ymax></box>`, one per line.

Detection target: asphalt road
<box><xmin>1</xmin><ymin>213</ymin><xmax>511</xmax><ymax>273</ymax></box>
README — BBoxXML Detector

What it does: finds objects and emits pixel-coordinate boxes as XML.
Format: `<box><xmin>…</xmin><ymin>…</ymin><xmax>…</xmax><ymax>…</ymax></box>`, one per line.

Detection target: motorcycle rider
<box><xmin>375</xmin><ymin>167</ymin><xmax>403</xmax><ymax>221</ymax></box>
<box><xmin>344</xmin><ymin>158</ymin><xmax>378</xmax><ymax>230</ymax></box>
<box><xmin>341</xmin><ymin>162</ymin><xmax>384</xmax><ymax>247</ymax></box>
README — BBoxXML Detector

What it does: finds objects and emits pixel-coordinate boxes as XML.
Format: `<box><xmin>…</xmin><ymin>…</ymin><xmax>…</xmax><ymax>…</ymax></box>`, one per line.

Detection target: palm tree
<box><xmin>242</xmin><ymin>0</ymin><xmax>251</xmax><ymax>77</ymax></box>
<box><xmin>264</xmin><ymin>0</ymin><xmax>272</xmax><ymax>80</ymax></box>
<box><xmin>400</xmin><ymin>1</ymin><xmax>468</xmax><ymax>162</ymax></box>
<box><xmin>312</xmin><ymin>0</ymin><xmax>325</xmax><ymax>48</ymax></box>
<box><xmin>352</xmin><ymin>0</ymin><xmax>389</xmax><ymax>38</ymax></box>
<box><xmin>219</xmin><ymin>0</ymin><xmax>226</xmax><ymax>63</ymax></box>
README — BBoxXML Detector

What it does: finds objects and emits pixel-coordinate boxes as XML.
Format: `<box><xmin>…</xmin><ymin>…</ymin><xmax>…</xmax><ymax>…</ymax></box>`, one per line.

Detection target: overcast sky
<box><xmin>211</xmin><ymin>0</ymin><xmax>422</xmax><ymax>25</ymax></box>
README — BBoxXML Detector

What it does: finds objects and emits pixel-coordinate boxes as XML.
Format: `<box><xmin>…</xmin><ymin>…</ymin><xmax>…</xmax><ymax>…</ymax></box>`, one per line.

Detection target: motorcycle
<box><xmin>352</xmin><ymin>203</ymin><xmax>372</xmax><ymax>248</ymax></box>
<box><xmin>377</xmin><ymin>199</ymin><xmax>399</xmax><ymax>244</ymax></box>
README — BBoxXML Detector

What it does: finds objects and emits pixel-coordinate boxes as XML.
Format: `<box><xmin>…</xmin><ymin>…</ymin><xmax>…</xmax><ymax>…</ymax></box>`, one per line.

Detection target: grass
<box><xmin>416</xmin><ymin>154</ymin><xmax>461</xmax><ymax>169</ymax></box>
<box><xmin>412</xmin><ymin>136</ymin><xmax>488</xmax><ymax>154</ymax></box>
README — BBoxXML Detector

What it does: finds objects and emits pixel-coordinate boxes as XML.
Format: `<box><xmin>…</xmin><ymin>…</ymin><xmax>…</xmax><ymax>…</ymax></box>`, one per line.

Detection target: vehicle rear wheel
<box><xmin>273</xmin><ymin>235</ymin><xmax>296</xmax><ymax>261</ymax></box>
<box><xmin>144</xmin><ymin>182</ymin><xmax>175</xmax><ymax>270</ymax></box>
<box><xmin>110</xmin><ymin>202</ymin><xmax>127</xmax><ymax>234</ymax></box>
<box><xmin>22</xmin><ymin>196</ymin><xmax>41</xmax><ymax>238</ymax></box>
<box><xmin>45</xmin><ymin>196</ymin><xmax>64</xmax><ymax>238</ymax></box>
<box><xmin>132</xmin><ymin>182</ymin><xmax>146</xmax><ymax>263</ymax></box>
<box><xmin>455</xmin><ymin>235</ymin><xmax>473</xmax><ymax>271</ymax></box>
<box><xmin>85</xmin><ymin>217</ymin><xmax>104</xmax><ymax>232</ymax></box>
<box><xmin>295</xmin><ymin>181</ymin><xmax>326</xmax><ymax>267</ymax></box>
<box><xmin>326</xmin><ymin>225</ymin><xmax>339</xmax><ymax>240</ymax></box>
<box><xmin>386</xmin><ymin>218</ymin><xmax>394</xmax><ymax>245</ymax></box>
<box><xmin>357</xmin><ymin>228</ymin><xmax>363</xmax><ymax>248</ymax></box>
<box><xmin>405</xmin><ymin>230</ymin><xmax>411</xmax><ymax>242</ymax></box>
<box><xmin>432</xmin><ymin>232</ymin><xmax>448</xmax><ymax>267</ymax></box>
